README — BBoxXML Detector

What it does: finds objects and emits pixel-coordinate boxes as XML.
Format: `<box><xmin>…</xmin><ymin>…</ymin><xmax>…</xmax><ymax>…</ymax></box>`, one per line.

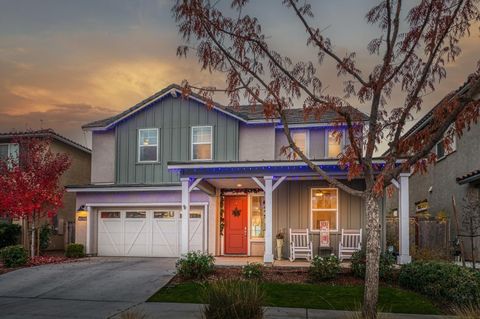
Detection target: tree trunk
<box><xmin>362</xmin><ymin>193</ymin><xmax>381</xmax><ymax>319</ymax></box>
<box><xmin>30</xmin><ymin>218</ymin><xmax>35</xmax><ymax>258</ymax></box>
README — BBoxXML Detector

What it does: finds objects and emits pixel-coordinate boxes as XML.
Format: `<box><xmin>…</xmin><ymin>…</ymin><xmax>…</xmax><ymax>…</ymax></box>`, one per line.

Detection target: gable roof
<box><xmin>83</xmin><ymin>83</ymin><xmax>369</xmax><ymax>130</ymax></box>
<box><xmin>402</xmin><ymin>78</ymin><xmax>473</xmax><ymax>139</ymax></box>
<box><xmin>0</xmin><ymin>129</ymin><xmax>91</xmax><ymax>154</ymax></box>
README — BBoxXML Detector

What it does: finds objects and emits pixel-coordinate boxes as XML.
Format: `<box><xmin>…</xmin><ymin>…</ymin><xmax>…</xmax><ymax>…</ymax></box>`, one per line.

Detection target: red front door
<box><xmin>224</xmin><ymin>195</ymin><xmax>248</xmax><ymax>255</ymax></box>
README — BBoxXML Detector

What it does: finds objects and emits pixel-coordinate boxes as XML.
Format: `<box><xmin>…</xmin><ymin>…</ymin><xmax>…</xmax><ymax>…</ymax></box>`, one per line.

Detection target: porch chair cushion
<box><xmin>289</xmin><ymin>228</ymin><xmax>313</xmax><ymax>262</ymax></box>
<box><xmin>338</xmin><ymin>229</ymin><xmax>362</xmax><ymax>261</ymax></box>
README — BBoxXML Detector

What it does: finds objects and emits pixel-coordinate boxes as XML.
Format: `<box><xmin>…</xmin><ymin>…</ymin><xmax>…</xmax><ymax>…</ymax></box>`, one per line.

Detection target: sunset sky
<box><xmin>0</xmin><ymin>0</ymin><xmax>478</xmax><ymax>148</ymax></box>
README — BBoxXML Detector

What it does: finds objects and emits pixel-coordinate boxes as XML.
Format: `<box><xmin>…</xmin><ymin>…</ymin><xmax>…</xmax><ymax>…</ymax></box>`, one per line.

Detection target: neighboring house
<box><xmin>0</xmin><ymin>129</ymin><xmax>91</xmax><ymax>250</ymax></box>
<box><xmin>385</xmin><ymin>79</ymin><xmax>480</xmax><ymax>260</ymax></box>
<box><xmin>68</xmin><ymin>83</ymin><xmax>411</xmax><ymax>263</ymax></box>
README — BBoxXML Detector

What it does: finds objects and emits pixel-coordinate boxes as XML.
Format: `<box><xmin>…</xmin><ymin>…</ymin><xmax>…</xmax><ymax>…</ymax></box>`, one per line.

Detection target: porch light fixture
<box><xmin>76</xmin><ymin>205</ymin><xmax>88</xmax><ymax>220</ymax></box>
<box><xmin>236</xmin><ymin>183</ymin><xmax>242</xmax><ymax>187</ymax></box>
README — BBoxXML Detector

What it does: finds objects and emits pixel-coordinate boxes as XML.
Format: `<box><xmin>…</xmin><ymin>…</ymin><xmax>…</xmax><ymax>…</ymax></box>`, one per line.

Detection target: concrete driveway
<box><xmin>0</xmin><ymin>257</ymin><xmax>176</xmax><ymax>319</ymax></box>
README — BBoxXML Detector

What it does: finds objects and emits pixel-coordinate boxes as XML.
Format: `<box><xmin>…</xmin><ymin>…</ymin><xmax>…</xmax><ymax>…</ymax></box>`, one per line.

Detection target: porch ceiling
<box><xmin>206</xmin><ymin>178</ymin><xmax>258</xmax><ymax>189</ymax></box>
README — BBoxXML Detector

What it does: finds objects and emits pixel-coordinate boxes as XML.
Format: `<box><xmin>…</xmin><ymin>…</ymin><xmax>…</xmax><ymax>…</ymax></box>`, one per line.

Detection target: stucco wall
<box><xmin>385</xmin><ymin>122</ymin><xmax>480</xmax><ymax>259</ymax></box>
<box><xmin>91</xmin><ymin>130</ymin><xmax>115</xmax><ymax>184</ymax></box>
<box><xmin>238</xmin><ymin>124</ymin><xmax>275</xmax><ymax>160</ymax></box>
<box><xmin>275</xmin><ymin>128</ymin><xmax>327</xmax><ymax>160</ymax></box>
<box><xmin>45</xmin><ymin>139</ymin><xmax>91</xmax><ymax>250</ymax></box>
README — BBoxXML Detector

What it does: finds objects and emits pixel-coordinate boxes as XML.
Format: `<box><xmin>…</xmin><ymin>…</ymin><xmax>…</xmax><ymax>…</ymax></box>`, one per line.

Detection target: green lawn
<box><xmin>148</xmin><ymin>282</ymin><xmax>441</xmax><ymax>315</ymax></box>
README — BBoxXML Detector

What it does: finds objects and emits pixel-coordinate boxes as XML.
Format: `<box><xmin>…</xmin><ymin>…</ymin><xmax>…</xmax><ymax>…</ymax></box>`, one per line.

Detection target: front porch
<box><xmin>214</xmin><ymin>256</ymin><xmax>352</xmax><ymax>268</ymax></box>
<box><xmin>168</xmin><ymin>160</ymin><xmax>412</xmax><ymax>265</ymax></box>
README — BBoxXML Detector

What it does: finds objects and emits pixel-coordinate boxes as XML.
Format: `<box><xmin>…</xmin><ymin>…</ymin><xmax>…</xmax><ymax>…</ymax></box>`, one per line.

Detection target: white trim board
<box><xmin>85</xmin><ymin>202</ymin><xmax>209</xmax><ymax>207</ymax></box>
<box><xmin>66</xmin><ymin>186</ymin><xmax>204</xmax><ymax>193</ymax></box>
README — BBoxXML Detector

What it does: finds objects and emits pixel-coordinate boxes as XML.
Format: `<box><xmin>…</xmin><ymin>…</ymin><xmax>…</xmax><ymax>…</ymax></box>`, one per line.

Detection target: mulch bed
<box><xmin>0</xmin><ymin>256</ymin><xmax>82</xmax><ymax>275</ymax></box>
<box><xmin>170</xmin><ymin>266</ymin><xmax>365</xmax><ymax>286</ymax></box>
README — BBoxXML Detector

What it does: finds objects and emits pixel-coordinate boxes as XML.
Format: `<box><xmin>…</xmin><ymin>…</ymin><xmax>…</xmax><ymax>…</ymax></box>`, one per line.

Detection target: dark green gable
<box><xmin>115</xmin><ymin>95</ymin><xmax>239</xmax><ymax>184</ymax></box>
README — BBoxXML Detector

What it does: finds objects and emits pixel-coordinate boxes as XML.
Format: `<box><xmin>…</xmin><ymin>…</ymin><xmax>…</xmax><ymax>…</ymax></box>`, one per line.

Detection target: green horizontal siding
<box><xmin>116</xmin><ymin>96</ymin><xmax>239</xmax><ymax>184</ymax></box>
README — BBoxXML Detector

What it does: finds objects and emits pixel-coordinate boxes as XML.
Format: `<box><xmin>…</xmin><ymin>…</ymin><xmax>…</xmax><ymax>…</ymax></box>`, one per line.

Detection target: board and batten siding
<box><xmin>272</xmin><ymin>180</ymin><xmax>366</xmax><ymax>257</ymax></box>
<box><xmin>115</xmin><ymin>96</ymin><xmax>239</xmax><ymax>184</ymax></box>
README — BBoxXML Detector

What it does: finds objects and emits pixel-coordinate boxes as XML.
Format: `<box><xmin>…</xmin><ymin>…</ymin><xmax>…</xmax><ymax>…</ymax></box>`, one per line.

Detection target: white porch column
<box><xmin>181</xmin><ymin>177</ymin><xmax>190</xmax><ymax>255</ymax></box>
<box><xmin>397</xmin><ymin>173</ymin><xmax>412</xmax><ymax>264</ymax></box>
<box><xmin>264</xmin><ymin>176</ymin><xmax>274</xmax><ymax>263</ymax></box>
<box><xmin>85</xmin><ymin>205</ymin><xmax>92</xmax><ymax>255</ymax></box>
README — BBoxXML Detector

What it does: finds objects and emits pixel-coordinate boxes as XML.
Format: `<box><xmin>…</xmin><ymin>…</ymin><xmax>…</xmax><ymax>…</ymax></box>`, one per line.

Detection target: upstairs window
<box><xmin>191</xmin><ymin>126</ymin><xmax>213</xmax><ymax>160</ymax></box>
<box><xmin>292</xmin><ymin>130</ymin><xmax>309</xmax><ymax>157</ymax></box>
<box><xmin>138</xmin><ymin>128</ymin><xmax>158</xmax><ymax>163</ymax></box>
<box><xmin>0</xmin><ymin>143</ymin><xmax>19</xmax><ymax>166</ymax></box>
<box><xmin>326</xmin><ymin>130</ymin><xmax>344</xmax><ymax>158</ymax></box>
<box><xmin>435</xmin><ymin>129</ymin><xmax>456</xmax><ymax>161</ymax></box>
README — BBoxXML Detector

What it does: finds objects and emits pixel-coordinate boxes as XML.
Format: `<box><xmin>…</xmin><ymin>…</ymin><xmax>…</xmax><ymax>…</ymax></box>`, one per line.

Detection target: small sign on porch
<box><xmin>319</xmin><ymin>221</ymin><xmax>330</xmax><ymax>247</ymax></box>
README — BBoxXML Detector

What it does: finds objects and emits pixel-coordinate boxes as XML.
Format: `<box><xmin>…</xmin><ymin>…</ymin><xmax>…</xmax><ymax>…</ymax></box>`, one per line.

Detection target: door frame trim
<box><xmin>223</xmin><ymin>195</ymin><xmax>249</xmax><ymax>255</ymax></box>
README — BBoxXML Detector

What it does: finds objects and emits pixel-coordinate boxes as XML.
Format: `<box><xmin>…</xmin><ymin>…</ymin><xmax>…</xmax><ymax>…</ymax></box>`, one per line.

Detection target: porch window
<box><xmin>326</xmin><ymin>130</ymin><xmax>344</xmax><ymax>158</ymax></box>
<box><xmin>138</xmin><ymin>128</ymin><xmax>158</xmax><ymax>162</ymax></box>
<box><xmin>250</xmin><ymin>195</ymin><xmax>265</xmax><ymax>239</ymax></box>
<box><xmin>191</xmin><ymin>126</ymin><xmax>213</xmax><ymax>160</ymax></box>
<box><xmin>292</xmin><ymin>130</ymin><xmax>309</xmax><ymax>157</ymax></box>
<box><xmin>311</xmin><ymin>188</ymin><xmax>338</xmax><ymax>232</ymax></box>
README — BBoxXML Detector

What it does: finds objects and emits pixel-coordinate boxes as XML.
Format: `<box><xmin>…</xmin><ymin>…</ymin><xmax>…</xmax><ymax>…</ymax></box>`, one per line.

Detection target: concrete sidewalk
<box><xmin>111</xmin><ymin>302</ymin><xmax>453</xmax><ymax>319</ymax></box>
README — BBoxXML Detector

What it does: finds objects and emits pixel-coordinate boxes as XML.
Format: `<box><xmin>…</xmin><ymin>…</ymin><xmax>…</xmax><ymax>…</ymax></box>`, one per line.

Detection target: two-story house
<box><xmin>69</xmin><ymin>83</ymin><xmax>412</xmax><ymax>263</ymax></box>
<box><xmin>0</xmin><ymin>129</ymin><xmax>91</xmax><ymax>250</ymax></box>
<box><xmin>385</xmin><ymin>78</ymin><xmax>480</xmax><ymax>260</ymax></box>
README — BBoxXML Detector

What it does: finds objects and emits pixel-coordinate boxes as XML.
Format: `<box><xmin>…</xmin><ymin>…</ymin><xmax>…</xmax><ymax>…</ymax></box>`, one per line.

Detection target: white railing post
<box><xmin>398</xmin><ymin>173</ymin><xmax>412</xmax><ymax>264</ymax></box>
<box><xmin>181</xmin><ymin>177</ymin><xmax>190</xmax><ymax>255</ymax></box>
<box><xmin>264</xmin><ymin>176</ymin><xmax>274</xmax><ymax>263</ymax></box>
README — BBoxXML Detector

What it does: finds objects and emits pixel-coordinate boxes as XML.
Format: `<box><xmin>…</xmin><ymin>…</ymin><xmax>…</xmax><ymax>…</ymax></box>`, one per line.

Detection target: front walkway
<box><xmin>113</xmin><ymin>302</ymin><xmax>452</xmax><ymax>319</ymax></box>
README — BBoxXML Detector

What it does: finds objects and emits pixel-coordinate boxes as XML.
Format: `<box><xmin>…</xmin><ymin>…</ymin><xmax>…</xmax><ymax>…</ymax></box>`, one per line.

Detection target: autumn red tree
<box><xmin>0</xmin><ymin>136</ymin><xmax>71</xmax><ymax>257</ymax></box>
<box><xmin>173</xmin><ymin>0</ymin><xmax>480</xmax><ymax>317</ymax></box>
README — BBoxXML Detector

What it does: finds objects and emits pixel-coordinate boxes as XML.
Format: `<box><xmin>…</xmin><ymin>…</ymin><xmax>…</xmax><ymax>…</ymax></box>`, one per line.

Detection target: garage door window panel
<box><xmin>126</xmin><ymin>211</ymin><xmax>146</xmax><ymax>218</ymax></box>
<box><xmin>101</xmin><ymin>211</ymin><xmax>120</xmax><ymax>218</ymax></box>
<box><xmin>154</xmin><ymin>211</ymin><xmax>176</xmax><ymax>218</ymax></box>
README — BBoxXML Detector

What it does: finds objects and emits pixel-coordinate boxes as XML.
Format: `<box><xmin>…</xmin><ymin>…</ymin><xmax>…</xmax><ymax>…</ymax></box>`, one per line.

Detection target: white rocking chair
<box><xmin>289</xmin><ymin>228</ymin><xmax>313</xmax><ymax>262</ymax></box>
<box><xmin>338</xmin><ymin>229</ymin><xmax>362</xmax><ymax>261</ymax></box>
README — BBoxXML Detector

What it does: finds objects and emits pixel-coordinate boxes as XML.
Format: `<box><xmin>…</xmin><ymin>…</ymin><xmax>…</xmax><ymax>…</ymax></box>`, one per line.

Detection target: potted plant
<box><xmin>276</xmin><ymin>231</ymin><xmax>285</xmax><ymax>260</ymax></box>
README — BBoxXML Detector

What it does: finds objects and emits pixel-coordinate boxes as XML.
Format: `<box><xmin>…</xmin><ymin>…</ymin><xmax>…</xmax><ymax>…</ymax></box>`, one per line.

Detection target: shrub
<box><xmin>350</xmin><ymin>249</ymin><xmax>395</xmax><ymax>280</ymax></box>
<box><xmin>65</xmin><ymin>244</ymin><xmax>85</xmax><ymax>258</ymax></box>
<box><xmin>0</xmin><ymin>245</ymin><xmax>28</xmax><ymax>268</ymax></box>
<box><xmin>411</xmin><ymin>245</ymin><xmax>449</xmax><ymax>261</ymax></box>
<box><xmin>309</xmin><ymin>255</ymin><xmax>340</xmax><ymax>281</ymax></box>
<box><xmin>399</xmin><ymin>261</ymin><xmax>480</xmax><ymax>306</ymax></box>
<box><xmin>39</xmin><ymin>223</ymin><xmax>53</xmax><ymax>252</ymax></box>
<box><xmin>242</xmin><ymin>262</ymin><xmax>264</xmax><ymax>280</ymax></box>
<box><xmin>202</xmin><ymin>279</ymin><xmax>264</xmax><ymax>319</ymax></box>
<box><xmin>0</xmin><ymin>223</ymin><xmax>21</xmax><ymax>249</ymax></box>
<box><xmin>176</xmin><ymin>251</ymin><xmax>215</xmax><ymax>280</ymax></box>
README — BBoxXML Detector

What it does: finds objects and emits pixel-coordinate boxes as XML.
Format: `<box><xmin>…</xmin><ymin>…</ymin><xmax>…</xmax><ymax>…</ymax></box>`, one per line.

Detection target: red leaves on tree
<box><xmin>0</xmin><ymin>137</ymin><xmax>71</xmax><ymax>221</ymax></box>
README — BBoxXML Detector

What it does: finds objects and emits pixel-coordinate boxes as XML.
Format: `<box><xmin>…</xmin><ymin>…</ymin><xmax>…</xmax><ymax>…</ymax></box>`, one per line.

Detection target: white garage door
<box><xmin>98</xmin><ymin>207</ymin><xmax>204</xmax><ymax>257</ymax></box>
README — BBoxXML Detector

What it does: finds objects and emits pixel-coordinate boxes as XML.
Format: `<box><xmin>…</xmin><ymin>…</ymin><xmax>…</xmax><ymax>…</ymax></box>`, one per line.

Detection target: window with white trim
<box><xmin>0</xmin><ymin>143</ymin><xmax>19</xmax><ymax>166</ymax></box>
<box><xmin>435</xmin><ymin>127</ymin><xmax>456</xmax><ymax>161</ymax></box>
<box><xmin>191</xmin><ymin>126</ymin><xmax>213</xmax><ymax>160</ymax></box>
<box><xmin>326</xmin><ymin>130</ymin><xmax>344</xmax><ymax>158</ymax></box>
<box><xmin>292</xmin><ymin>130</ymin><xmax>309</xmax><ymax>157</ymax></box>
<box><xmin>311</xmin><ymin>188</ymin><xmax>338</xmax><ymax>232</ymax></box>
<box><xmin>138</xmin><ymin>128</ymin><xmax>158</xmax><ymax>162</ymax></box>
